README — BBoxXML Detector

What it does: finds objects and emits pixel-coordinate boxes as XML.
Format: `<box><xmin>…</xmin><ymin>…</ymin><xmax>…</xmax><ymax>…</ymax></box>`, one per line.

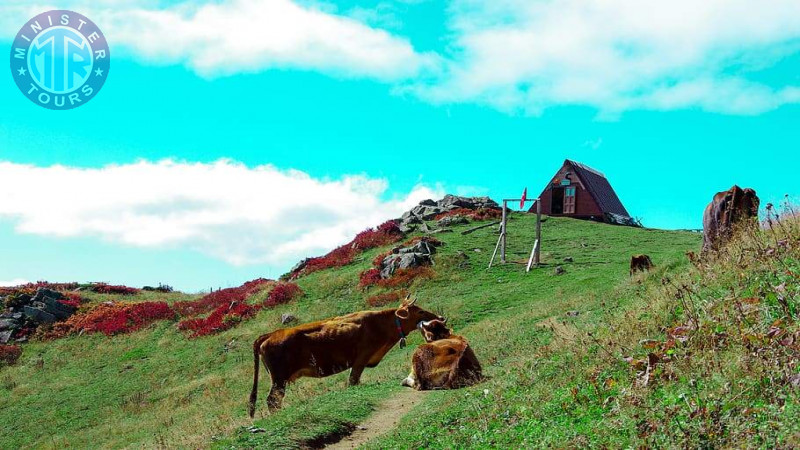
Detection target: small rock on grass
<box><xmin>281</xmin><ymin>313</ymin><xmax>297</xmax><ymax>325</ymax></box>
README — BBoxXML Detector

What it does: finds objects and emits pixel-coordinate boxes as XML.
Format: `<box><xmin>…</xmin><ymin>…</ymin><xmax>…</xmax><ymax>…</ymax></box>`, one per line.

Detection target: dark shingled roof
<box><xmin>566</xmin><ymin>160</ymin><xmax>631</xmax><ymax>217</ymax></box>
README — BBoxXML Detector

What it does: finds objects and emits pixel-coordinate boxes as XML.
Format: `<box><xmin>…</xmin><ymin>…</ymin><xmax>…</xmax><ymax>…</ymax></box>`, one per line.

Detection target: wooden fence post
<box><xmin>500</xmin><ymin>200</ymin><xmax>507</xmax><ymax>264</ymax></box>
<box><xmin>534</xmin><ymin>198</ymin><xmax>542</xmax><ymax>266</ymax></box>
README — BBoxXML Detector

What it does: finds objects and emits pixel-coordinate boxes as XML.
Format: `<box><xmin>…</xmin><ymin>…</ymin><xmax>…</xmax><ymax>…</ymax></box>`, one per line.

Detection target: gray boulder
<box><xmin>280</xmin><ymin>313</ymin><xmax>297</xmax><ymax>325</ymax></box>
<box><xmin>438</xmin><ymin>215</ymin><xmax>469</xmax><ymax>227</ymax></box>
<box><xmin>376</xmin><ymin>237</ymin><xmax>442</xmax><ymax>279</ymax></box>
<box><xmin>23</xmin><ymin>306</ymin><xmax>56</xmax><ymax>323</ymax></box>
<box><xmin>380</xmin><ymin>252</ymin><xmax>432</xmax><ymax>279</ymax></box>
<box><xmin>0</xmin><ymin>318</ymin><xmax>18</xmax><ymax>330</ymax></box>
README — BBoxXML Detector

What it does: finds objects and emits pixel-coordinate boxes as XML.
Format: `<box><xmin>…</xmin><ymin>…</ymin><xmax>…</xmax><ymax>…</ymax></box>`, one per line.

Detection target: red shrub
<box><xmin>0</xmin><ymin>345</ymin><xmax>22</xmax><ymax>366</ymax></box>
<box><xmin>0</xmin><ymin>281</ymin><xmax>79</xmax><ymax>297</ymax></box>
<box><xmin>176</xmin><ymin>279</ymin><xmax>293</xmax><ymax>338</ymax></box>
<box><xmin>264</xmin><ymin>283</ymin><xmax>303</xmax><ymax>307</ymax></box>
<box><xmin>352</xmin><ymin>220</ymin><xmax>404</xmax><ymax>249</ymax></box>
<box><xmin>90</xmin><ymin>283</ymin><xmax>140</xmax><ymax>295</ymax></box>
<box><xmin>51</xmin><ymin>301</ymin><xmax>176</xmax><ymax>337</ymax></box>
<box><xmin>366</xmin><ymin>289</ymin><xmax>408</xmax><ymax>307</ymax></box>
<box><xmin>57</xmin><ymin>292</ymin><xmax>84</xmax><ymax>309</ymax></box>
<box><xmin>376</xmin><ymin>267</ymin><xmax>435</xmax><ymax>288</ymax></box>
<box><xmin>290</xmin><ymin>220</ymin><xmax>404</xmax><ymax>278</ymax></box>
<box><xmin>177</xmin><ymin>301</ymin><xmax>260</xmax><ymax>338</ymax></box>
<box><xmin>359</xmin><ymin>268</ymin><xmax>382</xmax><ymax>288</ymax></box>
<box><xmin>434</xmin><ymin>207</ymin><xmax>501</xmax><ymax>221</ymax></box>
<box><xmin>173</xmin><ymin>278</ymin><xmax>272</xmax><ymax>317</ymax></box>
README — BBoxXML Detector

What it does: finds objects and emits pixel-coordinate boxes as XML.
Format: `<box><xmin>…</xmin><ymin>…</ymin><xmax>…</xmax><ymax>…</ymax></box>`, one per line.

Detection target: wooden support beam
<box><xmin>461</xmin><ymin>221</ymin><xmax>500</xmax><ymax>235</ymax></box>
<box><xmin>488</xmin><ymin>233</ymin><xmax>502</xmax><ymax>269</ymax></box>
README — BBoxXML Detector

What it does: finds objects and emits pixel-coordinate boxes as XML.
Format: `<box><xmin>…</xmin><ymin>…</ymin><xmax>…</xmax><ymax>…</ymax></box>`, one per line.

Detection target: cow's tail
<box><xmin>249</xmin><ymin>333</ymin><xmax>271</xmax><ymax>418</ymax></box>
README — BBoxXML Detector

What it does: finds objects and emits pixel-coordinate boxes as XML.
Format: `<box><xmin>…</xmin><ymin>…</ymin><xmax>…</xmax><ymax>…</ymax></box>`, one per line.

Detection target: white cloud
<box><xmin>0</xmin><ymin>0</ymin><xmax>435</xmax><ymax>80</ymax></box>
<box><xmin>0</xmin><ymin>279</ymin><xmax>29</xmax><ymax>287</ymax></box>
<box><xmin>416</xmin><ymin>0</ymin><xmax>800</xmax><ymax>115</ymax></box>
<box><xmin>0</xmin><ymin>160</ymin><xmax>440</xmax><ymax>266</ymax></box>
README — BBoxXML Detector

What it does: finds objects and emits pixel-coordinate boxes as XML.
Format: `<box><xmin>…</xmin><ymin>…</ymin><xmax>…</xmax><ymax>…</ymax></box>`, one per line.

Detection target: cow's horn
<box><xmin>408</xmin><ymin>296</ymin><xmax>417</xmax><ymax>306</ymax></box>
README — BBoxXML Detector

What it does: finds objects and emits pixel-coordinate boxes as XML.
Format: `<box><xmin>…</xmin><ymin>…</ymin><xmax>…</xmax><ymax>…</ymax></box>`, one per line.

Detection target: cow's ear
<box><xmin>395</xmin><ymin>307</ymin><xmax>409</xmax><ymax>319</ymax></box>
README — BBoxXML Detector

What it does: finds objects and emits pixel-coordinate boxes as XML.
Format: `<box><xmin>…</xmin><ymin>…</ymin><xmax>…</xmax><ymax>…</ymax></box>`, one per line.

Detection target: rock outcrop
<box><xmin>0</xmin><ymin>288</ymin><xmax>78</xmax><ymax>343</ymax></box>
<box><xmin>377</xmin><ymin>237</ymin><xmax>442</xmax><ymax>279</ymax></box>
<box><xmin>397</xmin><ymin>195</ymin><xmax>500</xmax><ymax>232</ymax></box>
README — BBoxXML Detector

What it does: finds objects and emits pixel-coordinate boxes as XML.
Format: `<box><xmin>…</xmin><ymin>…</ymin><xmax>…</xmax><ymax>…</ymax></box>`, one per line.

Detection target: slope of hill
<box><xmin>2</xmin><ymin>212</ymin><xmax>795</xmax><ymax>448</ymax></box>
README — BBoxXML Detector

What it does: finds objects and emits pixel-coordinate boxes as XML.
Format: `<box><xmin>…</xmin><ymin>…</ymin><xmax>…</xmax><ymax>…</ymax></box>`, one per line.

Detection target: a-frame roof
<box><xmin>565</xmin><ymin>159</ymin><xmax>630</xmax><ymax>217</ymax></box>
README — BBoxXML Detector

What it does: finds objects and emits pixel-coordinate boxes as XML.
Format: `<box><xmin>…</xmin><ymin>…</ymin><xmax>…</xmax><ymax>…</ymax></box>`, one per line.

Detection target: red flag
<box><xmin>520</xmin><ymin>187</ymin><xmax>527</xmax><ymax>209</ymax></box>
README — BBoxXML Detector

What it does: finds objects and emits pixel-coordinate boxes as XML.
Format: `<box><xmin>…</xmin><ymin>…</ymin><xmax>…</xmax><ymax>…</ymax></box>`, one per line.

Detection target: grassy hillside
<box><xmin>4</xmin><ymin>212</ymin><xmax>793</xmax><ymax>448</ymax></box>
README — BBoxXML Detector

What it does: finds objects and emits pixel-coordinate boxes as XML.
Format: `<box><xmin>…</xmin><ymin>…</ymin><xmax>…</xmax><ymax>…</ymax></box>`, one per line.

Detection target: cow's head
<box><xmin>395</xmin><ymin>295</ymin><xmax>443</xmax><ymax>328</ymax></box>
<box><xmin>741</xmin><ymin>188</ymin><xmax>760</xmax><ymax>218</ymax></box>
<box><xmin>418</xmin><ymin>319</ymin><xmax>452</xmax><ymax>342</ymax></box>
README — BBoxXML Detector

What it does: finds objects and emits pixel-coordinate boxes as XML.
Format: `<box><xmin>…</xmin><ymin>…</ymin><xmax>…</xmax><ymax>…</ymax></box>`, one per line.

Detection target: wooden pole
<box><xmin>526</xmin><ymin>239</ymin><xmax>539</xmax><ymax>272</ymax></box>
<box><xmin>488</xmin><ymin>233</ymin><xmax>502</xmax><ymax>269</ymax></box>
<box><xmin>500</xmin><ymin>200</ymin><xmax>507</xmax><ymax>264</ymax></box>
<box><xmin>534</xmin><ymin>198</ymin><xmax>542</xmax><ymax>266</ymax></box>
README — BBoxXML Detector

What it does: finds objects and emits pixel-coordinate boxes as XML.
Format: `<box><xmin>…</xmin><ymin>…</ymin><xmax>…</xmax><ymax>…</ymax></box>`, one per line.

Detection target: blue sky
<box><xmin>1</xmin><ymin>0</ymin><xmax>799</xmax><ymax>291</ymax></box>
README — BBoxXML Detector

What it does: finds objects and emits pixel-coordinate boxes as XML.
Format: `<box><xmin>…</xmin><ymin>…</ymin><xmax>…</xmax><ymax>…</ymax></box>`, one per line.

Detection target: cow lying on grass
<box><xmin>401</xmin><ymin>319</ymin><xmax>482</xmax><ymax>390</ymax></box>
<box><xmin>249</xmin><ymin>296</ymin><xmax>443</xmax><ymax>416</ymax></box>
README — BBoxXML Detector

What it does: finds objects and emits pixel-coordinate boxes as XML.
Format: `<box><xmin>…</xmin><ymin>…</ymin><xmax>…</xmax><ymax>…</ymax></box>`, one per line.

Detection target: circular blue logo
<box><xmin>10</xmin><ymin>10</ymin><xmax>110</xmax><ymax>110</ymax></box>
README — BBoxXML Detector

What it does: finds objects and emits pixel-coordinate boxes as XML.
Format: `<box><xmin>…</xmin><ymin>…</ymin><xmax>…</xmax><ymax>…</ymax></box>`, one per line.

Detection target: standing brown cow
<box><xmin>702</xmin><ymin>186</ymin><xmax>760</xmax><ymax>254</ymax></box>
<box><xmin>249</xmin><ymin>296</ymin><xmax>442</xmax><ymax>416</ymax></box>
<box><xmin>630</xmin><ymin>254</ymin><xmax>654</xmax><ymax>276</ymax></box>
<box><xmin>401</xmin><ymin>319</ymin><xmax>482</xmax><ymax>390</ymax></box>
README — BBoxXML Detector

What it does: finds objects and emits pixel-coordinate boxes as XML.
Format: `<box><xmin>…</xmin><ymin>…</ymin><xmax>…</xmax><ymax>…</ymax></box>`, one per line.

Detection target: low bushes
<box><xmin>50</xmin><ymin>301</ymin><xmax>176</xmax><ymax>337</ymax></box>
<box><xmin>375</xmin><ymin>267</ymin><xmax>435</xmax><ymax>288</ymax></box>
<box><xmin>176</xmin><ymin>281</ymin><xmax>303</xmax><ymax>338</ymax></box>
<box><xmin>366</xmin><ymin>289</ymin><xmax>408</xmax><ymax>307</ymax></box>
<box><xmin>359</xmin><ymin>269</ymin><xmax>382</xmax><ymax>288</ymax></box>
<box><xmin>265</xmin><ymin>282</ymin><xmax>304</xmax><ymax>308</ymax></box>
<box><xmin>89</xmin><ymin>283</ymin><xmax>140</xmax><ymax>295</ymax></box>
<box><xmin>172</xmin><ymin>278</ymin><xmax>272</xmax><ymax>317</ymax></box>
<box><xmin>177</xmin><ymin>302</ymin><xmax>259</xmax><ymax>338</ymax></box>
<box><xmin>0</xmin><ymin>345</ymin><xmax>22</xmax><ymax>366</ymax></box>
<box><xmin>289</xmin><ymin>220</ymin><xmax>404</xmax><ymax>278</ymax></box>
<box><xmin>0</xmin><ymin>282</ymin><xmax>79</xmax><ymax>297</ymax></box>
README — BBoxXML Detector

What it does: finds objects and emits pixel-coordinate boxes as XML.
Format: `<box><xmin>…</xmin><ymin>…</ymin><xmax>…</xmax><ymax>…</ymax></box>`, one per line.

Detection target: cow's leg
<box><xmin>401</xmin><ymin>372</ymin><xmax>416</xmax><ymax>388</ymax></box>
<box><xmin>267</xmin><ymin>379</ymin><xmax>286</xmax><ymax>411</ymax></box>
<box><xmin>348</xmin><ymin>363</ymin><xmax>365</xmax><ymax>386</ymax></box>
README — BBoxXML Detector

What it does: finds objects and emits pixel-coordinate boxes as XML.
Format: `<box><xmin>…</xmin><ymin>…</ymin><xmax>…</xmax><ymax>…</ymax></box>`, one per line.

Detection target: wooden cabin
<box><xmin>530</xmin><ymin>159</ymin><xmax>637</xmax><ymax>226</ymax></box>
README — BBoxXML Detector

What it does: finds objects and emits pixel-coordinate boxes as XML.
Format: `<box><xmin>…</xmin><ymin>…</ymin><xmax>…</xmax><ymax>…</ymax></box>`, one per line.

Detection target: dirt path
<box><xmin>325</xmin><ymin>389</ymin><xmax>427</xmax><ymax>449</ymax></box>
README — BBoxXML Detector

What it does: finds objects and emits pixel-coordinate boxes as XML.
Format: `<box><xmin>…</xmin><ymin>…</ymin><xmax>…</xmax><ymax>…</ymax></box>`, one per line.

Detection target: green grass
<box><xmin>3</xmin><ymin>213</ymin><xmax>757</xmax><ymax>448</ymax></box>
